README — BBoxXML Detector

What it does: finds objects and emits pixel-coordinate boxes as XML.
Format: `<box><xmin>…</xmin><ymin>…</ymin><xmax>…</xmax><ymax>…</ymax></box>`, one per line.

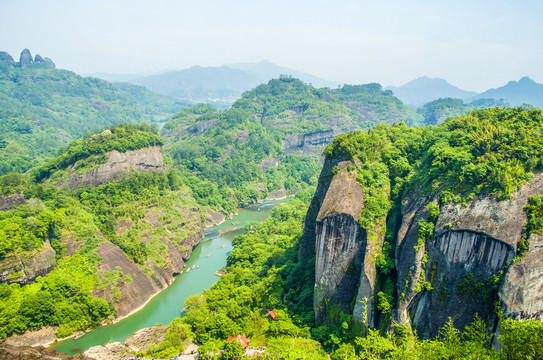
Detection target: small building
<box><xmin>267</xmin><ymin>309</ymin><xmax>277</xmax><ymax>321</ymax></box>
<box><xmin>226</xmin><ymin>334</ymin><xmax>250</xmax><ymax>348</ymax></box>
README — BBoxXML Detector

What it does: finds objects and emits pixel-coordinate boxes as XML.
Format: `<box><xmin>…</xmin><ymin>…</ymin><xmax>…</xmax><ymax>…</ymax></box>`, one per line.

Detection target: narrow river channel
<box><xmin>52</xmin><ymin>199</ymin><xmax>285</xmax><ymax>355</ymax></box>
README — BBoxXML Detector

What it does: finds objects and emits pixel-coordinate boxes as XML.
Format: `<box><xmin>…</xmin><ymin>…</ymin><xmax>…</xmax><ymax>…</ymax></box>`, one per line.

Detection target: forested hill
<box><xmin>0</xmin><ymin>50</ymin><xmax>186</xmax><ymax>176</ymax></box>
<box><xmin>0</xmin><ymin>124</ymin><xmax>204</xmax><ymax>340</ymax></box>
<box><xmin>160</xmin><ymin>77</ymin><xmax>423</xmax><ymax>213</ymax></box>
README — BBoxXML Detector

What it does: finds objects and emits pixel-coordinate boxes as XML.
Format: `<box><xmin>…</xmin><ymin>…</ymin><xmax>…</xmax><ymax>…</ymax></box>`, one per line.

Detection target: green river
<box><xmin>52</xmin><ymin>200</ymin><xmax>284</xmax><ymax>355</ymax></box>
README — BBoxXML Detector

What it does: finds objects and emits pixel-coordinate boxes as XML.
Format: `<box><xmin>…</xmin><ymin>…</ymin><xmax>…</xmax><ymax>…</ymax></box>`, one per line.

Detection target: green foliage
<box><xmin>0</xmin><ymin>172</ymin><xmax>28</xmax><ymax>196</ymax></box>
<box><xmin>112</xmin><ymin>82</ymin><xmax>190</xmax><ymax>123</ymax></box>
<box><xmin>0</xmin><ymin>199</ymin><xmax>60</xmax><ymax>258</ymax></box>
<box><xmin>220</xmin><ymin>341</ymin><xmax>244</xmax><ymax>360</ymax></box>
<box><xmin>161</xmin><ymin>77</ymin><xmax>422</xmax><ymax>212</ymax></box>
<box><xmin>416</xmin><ymin>220</ymin><xmax>434</xmax><ymax>252</ymax></box>
<box><xmin>262</xmin><ymin>337</ymin><xmax>328</xmax><ymax>360</ymax></box>
<box><xmin>0</xmin><ymin>63</ymin><xmax>146</xmax><ymax>175</ymax></box>
<box><xmin>144</xmin><ymin>318</ymin><xmax>194</xmax><ymax>358</ymax></box>
<box><xmin>325</xmin><ymin>107</ymin><xmax>543</xmax><ymax>205</ymax></box>
<box><xmin>33</xmin><ymin>123</ymin><xmax>161</xmax><ymax>182</ymax></box>
<box><xmin>499</xmin><ymin>318</ymin><xmax>543</xmax><ymax>360</ymax></box>
<box><xmin>0</xmin><ymin>253</ymin><xmax>112</xmax><ymax>339</ymax></box>
<box><xmin>171</xmin><ymin>195</ymin><xmax>314</xmax><ymax>352</ymax></box>
<box><xmin>418</xmin><ymin>97</ymin><xmax>507</xmax><ymax>126</ymax></box>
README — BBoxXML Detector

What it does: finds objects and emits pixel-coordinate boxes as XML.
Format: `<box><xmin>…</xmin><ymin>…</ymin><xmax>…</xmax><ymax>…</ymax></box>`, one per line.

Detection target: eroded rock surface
<box><xmin>409</xmin><ymin>230</ymin><xmax>515</xmax><ymax>338</ymax></box>
<box><xmin>0</xmin><ymin>240</ymin><xmax>56</xmax><ymax>285</ymax></box>
<box><xmin>0</xmin><ymin>193</ymin><xmax>26</xmax><ymax>211</ymax></box>
<box><xmin>56</xmin><ymin>146</ymin><xmax>164</xmax><ymax>189</ymax></box>
<box><xmin>94</xmin><ymin>203</ymin><xmax>203</xmax><ymax>318</ymax></box>
<box><xmin>0</xmin><ymin>343</ymin><xmax>89</xmax><ymax>360</ymax></box>
<box><xmin>500</xmin><ymin>234</ymin><xmax>543</xmax><ymax>320</ymax></box>
<box><xmin>393</xmin><ymin>174</ymin><xmax>543</xmax><ymax>337</ymax></box>
<box><xmin>310</xmin><ymin>165</ymin><xmax>382</xmax><ymax>326</ymax></box>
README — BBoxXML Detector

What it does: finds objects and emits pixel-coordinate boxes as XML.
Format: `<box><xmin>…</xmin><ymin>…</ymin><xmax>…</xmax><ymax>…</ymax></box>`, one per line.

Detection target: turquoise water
<box><xmin>51</xmin><ymin>200</ymin><xmax>283</xmax><ymax>355</ymax></box>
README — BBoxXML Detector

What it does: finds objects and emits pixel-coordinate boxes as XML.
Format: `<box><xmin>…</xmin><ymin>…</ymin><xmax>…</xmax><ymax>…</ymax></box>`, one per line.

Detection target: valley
<box><xmin>0</xmin><ymin>48</ymin><xmax>542</xmax><ymax>359</ymax></box>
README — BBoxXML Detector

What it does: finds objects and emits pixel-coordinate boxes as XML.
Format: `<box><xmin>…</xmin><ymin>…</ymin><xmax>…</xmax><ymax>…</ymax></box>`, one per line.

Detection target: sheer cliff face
<box><xmin>500</xmin><ymin>235</ymin><xmax>543</xmax><ymax>321</ymax></box>
<box><xmin>308</xmin><ymin>157</ymin><xmax>543</xmax><ymax>337</ymax></box>
<box><xmin>394</xmin><ymin>174</ymin><xmax>543</xmax><ymax>337</ymax></box>
<box><xmin>307</xmin><ymin>162</ymin><xmax>383</xmax><ymax>326</ymax></box>
<box><xmin>407</xmin><ymin>230</ymin><xmax>514</xmax><ymax>338</ymax></box>
<box><xmin>55</xmin><ymin>146</ymin><xmax>164</xmax><ymax>189</ymax></box>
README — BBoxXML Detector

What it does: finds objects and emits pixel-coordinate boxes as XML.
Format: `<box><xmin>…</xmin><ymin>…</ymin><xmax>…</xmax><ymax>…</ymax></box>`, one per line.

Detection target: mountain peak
<box><xmin>518</xmin><ymin>76</ymin><xmax>534</xmax><ymax>84</ymax></box>
<box><xmin>472</xmin><ymin>76</ymin><xmax>543</xmax><ymax>107</ymax></box>
<box><xmin>387</xmin><ymin>76</ymin><xmax>476</xmax><ymax>106</ymax></box>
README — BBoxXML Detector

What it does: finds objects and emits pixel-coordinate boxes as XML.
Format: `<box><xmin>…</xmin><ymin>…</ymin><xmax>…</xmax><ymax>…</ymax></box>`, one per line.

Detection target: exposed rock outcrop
<box><xmin>408</xmin><ymin>230</ymin><xmax>514</xmax><ymax>338</ymax></box>
<box><xmin>300</xmin><ymin>158</ymin><xmax>350</xmax><ymax>260</ymax></box>
<box><xmin>56</xmin><ymin>146</ymin><xmax>164</xmax><ymax>189</ymax></box>
<box><xmin>205</xmin><ymin>209</ymin><xmax>225</xmax><ymax>227</ymax></box>
<box><xmin>0</xmin><ymin>343</ymin><xmax>90</xmax><ymax>360</ymax></box>
<box><xmin>500</xmin><ymin>233</ymin><xmax>543</xmax><ymax>320</ymax></box>
<box><xmin>308</xmin><ymin>152</ymin><xmax>543</xmax><ymax>338</ymax></box>
<box><xmin>43</xmin><ymin>57</ymin><xmax>55</xmax><ymax>68</ymax></box>
<box><xmin>0</xmin><ymin>240</ymin><xmax>56</xmax><ymax>285</ymax></box>
<box><xmin>0</xmin><ymin>193</ymin><xmax>26</xmax><ymax>211</ymax></box>
<box><xmin>3</xmin><ymin>327</ymin><xmax>57</xmax><ymax>348</ymax></box>
<box><xmin>283</xmin><ymin>129</ymin><xmax>341</xmax><ymax>151</ymax></box>
<box><xmin>309</xmin><ymin>164</ymin><xmax>383</xmax><ymax>326</ymax></box>
<box><xmin>19</xmin><ymin>49</ymin><xmax>33</xmax><ymax>67</ymax></box>
<box><xmin>123</xmin><ymin>325</ymin><xmax>168</xmax><ymax>353</ymax></box>
<box><xmin>94</xmin><ymin>202</ymin><xmax>203</xmax><ymax>318</ymax></box>
<box><xmin>393</xmin><ymin>174</ymin><xmax>543</xmax><ymax>337</ymax></box>
<box><xmin>266</xmin><ymin>188</ymin><xmax>287</xmax><ymax>200</ymax></box>
<box><xmin>34</xmin><ymin>54</ymin><xmax>44</xmax><ymax>63</ymax></box>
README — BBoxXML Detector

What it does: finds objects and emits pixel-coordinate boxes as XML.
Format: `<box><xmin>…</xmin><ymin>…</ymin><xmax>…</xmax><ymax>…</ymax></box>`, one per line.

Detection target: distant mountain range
<box><xmin>94</xmin><ymin>63</ymin><xmax>542</xmax><ymax>110</ymax></box>
<box><xmin>386</xmin><ymin>77</ymin><xmax>477</xmax><ymax>107</ymax></box>
<box><xmin>471</xmin><ymin>76</ymin><xmax>543</xmax><ymax>108</ymax></box>
<box><xmin>388</xmin><ymin>76</ymin><xmax>543</xmax><ymax>108</ymax></box>
<box><xmin>91</xmin><ymin>60</ymin><xmax>339</xmax><ymax>107</ymax></box>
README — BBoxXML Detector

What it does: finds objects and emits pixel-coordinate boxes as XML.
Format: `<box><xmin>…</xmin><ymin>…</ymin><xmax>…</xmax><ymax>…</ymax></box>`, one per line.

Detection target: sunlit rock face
<box><xmin>307</xmin><ymin>147</ymin><xmax>543</xmax><ymax>338</ymax></box>
<box><xmin>55</xmin><ymin>146</ymin><xmax>164</xmax><ymax>189</ymax></box>
<box><xmin>0</xmin><ymin>240</ymin><xmax>57</xmax><ymax>285</ymax></box>
<box><xmin>500</xmin><ymin>233</ymin><xmax>543</xmax><ymax>321</ymax></box>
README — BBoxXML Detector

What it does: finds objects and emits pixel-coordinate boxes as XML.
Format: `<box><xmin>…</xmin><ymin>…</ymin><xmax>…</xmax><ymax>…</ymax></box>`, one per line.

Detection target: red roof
<box><xmin>226</xmin><ymin>334</ymin><xmax>250</xmax><ymax>348</ymax></box>
<box><xmin>267</xmin><ymin>309</ymin><xmax>277</xmax><ymax>320</ymax></box>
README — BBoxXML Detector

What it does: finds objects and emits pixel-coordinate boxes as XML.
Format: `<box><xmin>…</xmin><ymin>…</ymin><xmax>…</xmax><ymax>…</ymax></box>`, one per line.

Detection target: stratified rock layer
<box><xmin>500</xmin><ymin>233</ymin><xmax>543</xmax><ymax>320</ymax></box>
<box><xmin>0</xmin><ymin>241</ymin><xmax>56</xmax><ymax>285</ymax></box>
<box><xmin>56</xmin><ymin>146</ymin><xmax>164</xmax><ymax>189</ymax></box>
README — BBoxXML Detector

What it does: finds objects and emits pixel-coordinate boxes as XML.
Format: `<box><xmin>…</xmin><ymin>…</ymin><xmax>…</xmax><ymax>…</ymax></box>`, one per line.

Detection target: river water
<box><xmin>52</xmin><ymin>200</ymin><xmax>284</xmax><ymax>355</ymax></box>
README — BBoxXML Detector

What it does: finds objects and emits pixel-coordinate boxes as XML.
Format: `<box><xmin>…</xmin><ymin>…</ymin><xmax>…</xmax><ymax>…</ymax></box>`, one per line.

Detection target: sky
<box><xmin>1</xmin><ymin>0</ymin><xmax>542</xmax><ymax>92</ymax></box>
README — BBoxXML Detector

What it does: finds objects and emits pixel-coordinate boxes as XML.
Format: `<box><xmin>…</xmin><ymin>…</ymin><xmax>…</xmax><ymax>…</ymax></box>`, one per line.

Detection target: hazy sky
<box><xmin>1</xmin><ymin>0</ymin><xmax>542</xmax><ymax>92</ymax></box>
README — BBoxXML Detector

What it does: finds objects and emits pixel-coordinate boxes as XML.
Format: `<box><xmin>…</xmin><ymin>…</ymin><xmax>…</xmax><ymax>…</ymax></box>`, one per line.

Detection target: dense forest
<box><xmin>0</xmin><ymin>124</ymin><xmax>201</xmax><ymax>338</ymax></box>
<box><xmin>0</xmin><ymin>63</ymin><xmax>542</xmax><ymax>359</ymax></box>
<box><xmin>418</xmin><ymin>97</ymin><xmax>508</xmax><ymax>125</ymax></box>
<box><xmin>160</xmin><ymin>77</ymin><xmax>423</xmax><ymax>213</ymax></box>
<box><xmin>0</xmin><ymin>51</ymin><xmax>186</xmax><ymax>176</ymax></box>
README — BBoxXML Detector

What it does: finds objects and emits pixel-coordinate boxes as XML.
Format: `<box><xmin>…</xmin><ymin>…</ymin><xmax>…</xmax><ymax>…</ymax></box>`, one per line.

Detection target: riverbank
<box><xmin>50</xmin><ymin>200</ymin><xmax>285</xmax><ymax>355</ymax></box>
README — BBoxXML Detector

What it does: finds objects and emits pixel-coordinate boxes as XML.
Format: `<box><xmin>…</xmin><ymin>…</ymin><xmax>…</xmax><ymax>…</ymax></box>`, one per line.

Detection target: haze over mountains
<box><xmin>92</xmin><ymin>61</ymin><xmax>543</xmax><ymax>110</ymax></box>
<box><xmin>385</xmin><ymin>77</ymin><xmax>478</xmax><ymax>107</ymax></box>
<box><xmin>387</xmin><ymin>76</ymin><xmax>543</xmax><ymax>108</ymax></box>
<box><xmin>92</xmin><ymin>60</ymin><xmax>339</xmax><ymax>107</ymax></box>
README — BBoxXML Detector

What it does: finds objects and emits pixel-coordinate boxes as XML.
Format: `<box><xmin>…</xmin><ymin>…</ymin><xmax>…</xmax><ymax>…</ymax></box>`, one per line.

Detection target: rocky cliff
<box><xmin>93</xmin><ymin>201</ymin><xmax>203</xmax><ymax>318</ymax></box>
<box><xmin>0</xmin><ymin>240</ymin><xmax>56</xmax><ymax>285</ymax></box>
<box><xmin>306</xmin><ymin>157</ymin><xmax>543</xmax><ymax>338</ymax></box>
<box><xmin>303</xmin><ymin>159</ymin><xmax>385</xmax><ymax>327</ymax></box>
<box><xmin>55</xmin><ymin>146</ymin><xmax>164</xmax><ymax>189</ymax></box>
<box><xmin>0</xmin><ymin>193</ymin><xmax>26</xmax><ymax>211</ymax></box>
